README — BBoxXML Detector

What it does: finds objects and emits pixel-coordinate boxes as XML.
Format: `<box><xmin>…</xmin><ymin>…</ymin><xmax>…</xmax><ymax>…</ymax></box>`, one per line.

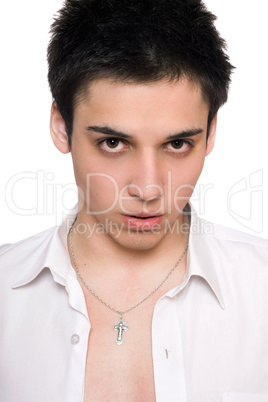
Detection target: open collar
<box><xmin>11</xmin><ymin>203</ymin><xmax>225</xmax><ymax>310</ymax></box>
<box><xmin>11</xmin><ymin>206</ymin><xmax>78</xmax><ymax>289</ymax></box>
<box><xmin>165</xmin><ymin>205</ymin><xmax>225</xmax><ymax>309</ymax></box>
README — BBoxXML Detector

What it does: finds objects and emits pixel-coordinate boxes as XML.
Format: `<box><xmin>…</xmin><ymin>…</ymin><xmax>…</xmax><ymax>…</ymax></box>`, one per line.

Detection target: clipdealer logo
<box><xmin>4</xmin><ymin>169</ymin><xmax>265</xmax><ymax>234</ymax></box>
<box><xmin>5</xmin><ymin>170</ymin><xmax>213</xmax><ymax>218</ymax></box>
<box><xmin>227</xmin><ymin>170</ymin><xmax>264</xmax><ymax>234</ymax></box>
<box><xmin>5</xmin><ymin>171</ymin><xmax>78</xmax><ymax>222</ymax></box>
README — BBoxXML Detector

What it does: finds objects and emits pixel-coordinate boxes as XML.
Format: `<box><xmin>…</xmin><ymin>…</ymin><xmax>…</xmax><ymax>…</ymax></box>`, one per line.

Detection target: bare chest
<box><xmin>83</xmin><ymin>300</ymin><xmax>157</xmax><ymax>402</ymax></box>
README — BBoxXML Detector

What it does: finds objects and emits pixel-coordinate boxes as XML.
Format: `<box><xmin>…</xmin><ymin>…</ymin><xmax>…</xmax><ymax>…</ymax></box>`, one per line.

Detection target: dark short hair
<box><xmin>47</xmin><ymin>0</ymin><xmax>234</xmax><ymax>149</ymax></box>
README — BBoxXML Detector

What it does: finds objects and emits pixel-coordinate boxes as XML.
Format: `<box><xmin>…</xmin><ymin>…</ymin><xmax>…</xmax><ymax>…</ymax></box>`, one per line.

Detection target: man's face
<box><xmin>52</xmin><ymin>78</ymin><xmax>216</xmax><ymax>250</ymax></box>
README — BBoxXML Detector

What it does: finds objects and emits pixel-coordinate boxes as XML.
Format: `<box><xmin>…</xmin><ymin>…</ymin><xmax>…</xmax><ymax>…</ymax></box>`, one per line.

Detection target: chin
<box><xmin>110</xmin><ymin>231</ymin><xmax>163</xmax><ymax>251</ymax></box>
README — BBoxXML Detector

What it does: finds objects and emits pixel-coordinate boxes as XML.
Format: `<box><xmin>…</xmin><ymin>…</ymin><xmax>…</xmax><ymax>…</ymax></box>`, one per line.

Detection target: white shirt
<box><xmin>0</xmin><ymin>205</ymin><xmax>268</xmax><ymax>402</ymax></box>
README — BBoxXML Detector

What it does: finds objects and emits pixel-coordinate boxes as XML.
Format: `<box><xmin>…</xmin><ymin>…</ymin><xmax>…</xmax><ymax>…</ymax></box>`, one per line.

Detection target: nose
<box><xmin>127</xmin><ymin>151</ymin><xmax>164</xmax><ymax>201</ymax></box>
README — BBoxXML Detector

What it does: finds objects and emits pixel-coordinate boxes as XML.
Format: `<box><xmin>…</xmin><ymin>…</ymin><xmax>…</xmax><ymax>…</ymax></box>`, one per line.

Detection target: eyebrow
<box><xmin>86</xmin><ymin>125</ymin><xmax>133</xmax><ymax>139</ymax></box>
<box><xmin>86</xmin><ymin>125</ymin><xmax>203</xmax><ymax>140</ymax></box>
<box><xmin>166</xmin><ymin>128</ymin><xmax>203</xmax><ymax>140</ymax></box>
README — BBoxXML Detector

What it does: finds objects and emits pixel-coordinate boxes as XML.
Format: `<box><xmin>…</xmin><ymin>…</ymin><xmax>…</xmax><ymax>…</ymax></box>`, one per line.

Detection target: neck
<box><xmin>68</xmin><ymin>210</ymin><xmax>190</xmax><ymax>280</ymax></box>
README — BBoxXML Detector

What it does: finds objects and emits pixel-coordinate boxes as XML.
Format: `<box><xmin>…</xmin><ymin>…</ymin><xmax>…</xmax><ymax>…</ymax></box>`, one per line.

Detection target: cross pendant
<box><xmin>114</xmin><ymin>318</ymin><xmax>128</xmax><ymax>345</ymax></box>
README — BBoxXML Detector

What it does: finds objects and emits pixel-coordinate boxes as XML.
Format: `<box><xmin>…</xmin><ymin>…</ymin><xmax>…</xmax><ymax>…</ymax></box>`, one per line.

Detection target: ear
<box><xmin>206</xmin><ymin>114</ymin><xmax>217</xmax><ymax>156</ymax></box>
<box><xmin>50</xmin><ymin>102</ymin><xmax>70</xmax><ymax>154</ymax></box>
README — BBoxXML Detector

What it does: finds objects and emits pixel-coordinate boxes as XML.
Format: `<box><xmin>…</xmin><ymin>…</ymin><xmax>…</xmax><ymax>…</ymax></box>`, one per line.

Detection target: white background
<box><xmin>0</xmin><ymin>0</ymin><xmax>267</xmax><ymax>243</ymax></box>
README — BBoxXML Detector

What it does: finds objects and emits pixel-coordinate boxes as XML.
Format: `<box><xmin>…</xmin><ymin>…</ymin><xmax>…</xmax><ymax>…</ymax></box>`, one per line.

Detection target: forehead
<box><xmin>74</xmin><ymin>78</ymin><xmax>209</xmax><ymax>135</ymax></box>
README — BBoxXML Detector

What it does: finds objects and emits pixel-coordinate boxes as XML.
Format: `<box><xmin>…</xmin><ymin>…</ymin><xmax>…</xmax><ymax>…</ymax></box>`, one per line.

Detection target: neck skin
<box><xmin>68</xmin><ymin>207</ymin><xmax>190</xmax><ymax>282</ymax></box>
<box><xmin>67</xmin><ymin>206</ymin><xmax>190</xmax><ymax>314</ymax></box>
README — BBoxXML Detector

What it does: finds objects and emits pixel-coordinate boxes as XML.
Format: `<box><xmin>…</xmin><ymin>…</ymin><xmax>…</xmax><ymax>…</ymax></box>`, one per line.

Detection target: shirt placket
<box><xmin>152</xmin><ymin>295</ymin><xmax>187</xmax><ymax>402</ymax></box>
<box><xmin>65</xmin><ymin>274</ymin><xmax>91</xmax><ymax>402</ymax></box>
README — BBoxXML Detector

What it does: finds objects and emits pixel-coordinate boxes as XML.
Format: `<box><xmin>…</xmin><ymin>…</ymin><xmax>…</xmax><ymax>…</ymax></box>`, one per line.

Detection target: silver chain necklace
<box><xmin>68</xmin><ymin>220</ymin><xmax>188</xmax><ymax>345</ymax></box>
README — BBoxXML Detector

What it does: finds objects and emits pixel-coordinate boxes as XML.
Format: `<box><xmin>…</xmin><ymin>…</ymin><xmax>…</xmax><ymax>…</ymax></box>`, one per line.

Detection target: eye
<box><xmin>165</xmin><ymin>139</ymin><xmax>193</xmax><ymax>153</ymax></box>
<box><xmin>98</xmin><ymin>138</ymin><xmax>126</xmax><ymax>153</ymax></box>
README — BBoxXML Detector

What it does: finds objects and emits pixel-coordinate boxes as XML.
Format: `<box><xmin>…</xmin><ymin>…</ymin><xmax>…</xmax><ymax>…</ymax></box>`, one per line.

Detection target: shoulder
<box><xmin>0</xmin><ymin>226</ymin><xmax>55</xmax><ymax>258</ymax></box>
<box><xmin>0</xmin><ymin>217</ymin><xmax>73</xmax><ymax>295</ymax></box>
<box><xmin>0</xmin><ymin>226</ymin><xmax>56</xmax><ymax>278</ymax></box>
<box><xmin>191</xmin><ymin>208</ymin><xmax>268</xmax><ymax>275</ymax></box>
<box><xmin>211</xmin><ymin>220</ymin><xmax>268</xmax><ymax>249</ymax></box>
<box><xmin>202</xmin><ymin>218</ymin><xmax>268</xmax><ymax>271</ymax></box>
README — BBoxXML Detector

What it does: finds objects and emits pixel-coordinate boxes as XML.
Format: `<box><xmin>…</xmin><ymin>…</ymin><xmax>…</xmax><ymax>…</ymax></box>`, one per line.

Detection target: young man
<box><xmin>0</xmin><ymin>0</ymin><xmax>267</xmax><ymax>401</ymax></box>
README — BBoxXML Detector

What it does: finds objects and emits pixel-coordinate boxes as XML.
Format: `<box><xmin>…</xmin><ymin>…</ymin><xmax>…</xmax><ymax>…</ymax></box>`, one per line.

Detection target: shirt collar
<box><xmin>165</xmin><ymin>204</ymin><xmax>225</xmax><ymax>309</ymax></box>
<box><xmin>11</xmin><ymin>206</ymin><xmax>78</xmax><ymax>289</ymax></box>
<box><xmin>12</xmin><ymin>203</ymin><xmax>225</xmax><ymax>309</ymax></box>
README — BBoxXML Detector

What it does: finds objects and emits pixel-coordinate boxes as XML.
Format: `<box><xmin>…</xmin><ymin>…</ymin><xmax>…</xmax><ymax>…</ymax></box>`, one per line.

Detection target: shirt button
<box><xmin>71</xmin><ymin>334</ymin><xmax>80</xmax><ymax>345</ymax></box>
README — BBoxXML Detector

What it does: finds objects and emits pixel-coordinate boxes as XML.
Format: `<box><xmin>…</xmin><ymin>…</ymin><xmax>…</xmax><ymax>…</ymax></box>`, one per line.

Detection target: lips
<box><xmin>130</xmin><ymin>213</ymin><xmax>162</xmax><ymax>218</ymax></box>
<box><xmin>122</xmin><ymin>214</ymin><xmax>164</xmax><ymax>230</ymax></box>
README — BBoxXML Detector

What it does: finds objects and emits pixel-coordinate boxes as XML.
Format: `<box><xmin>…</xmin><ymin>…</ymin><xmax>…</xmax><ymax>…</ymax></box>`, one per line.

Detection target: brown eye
<box><xmin>99</xmin><ymin>137</ymin><xmax>125</xmax><ymax>153</ymax></box>
<box><xmin>106</xmin><ymin>138</ymin><xmax>120</xmax><ymax>148</ymax></box>
<box><xmin>165</xmin><ymin>140</ymin><xmax>192</xmax><ymax>154</ymax></box>
<box><xmin>170</xmin><ymin>140</ymin><xmax>184</xmax><ymax>149</ymax></box>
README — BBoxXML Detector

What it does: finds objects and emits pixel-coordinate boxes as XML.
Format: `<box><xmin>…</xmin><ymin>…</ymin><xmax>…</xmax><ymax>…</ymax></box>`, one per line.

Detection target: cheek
<box><xmin>71</xmin><ymin>144</ymin><xmax>128</xmax><ymax>213</ymax></box>
<box><xmin>185</xmin><ymin>156</ymin><xmax>205</xmax><ymax>185</ymax></box>
<box><xmin>169</xmin><ymin>154</ymin><xmax>206</xmax><ymax>211</ymax></box>
<box><xmin>85</xmin><ymin>175</ymin><xmax>120</xmax><ymax>213</ymax></box>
